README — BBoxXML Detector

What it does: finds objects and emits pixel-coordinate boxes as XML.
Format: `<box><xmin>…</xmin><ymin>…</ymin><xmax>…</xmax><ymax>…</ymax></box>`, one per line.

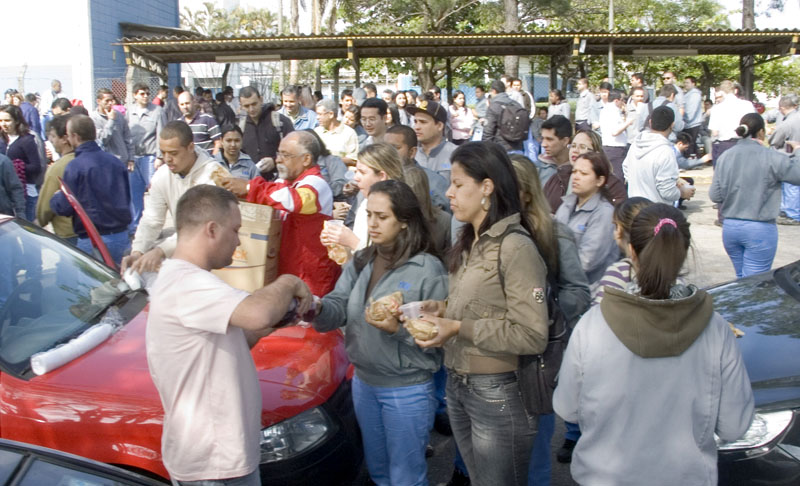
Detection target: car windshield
<box><xmin>0</xmin><ymin>219</ymin><xmax>122</xmax><ymax>376</ymax></box>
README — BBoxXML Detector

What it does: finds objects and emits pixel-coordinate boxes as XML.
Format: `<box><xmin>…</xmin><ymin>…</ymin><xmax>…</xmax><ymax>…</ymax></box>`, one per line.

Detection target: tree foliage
<box><xmin>180</xmin><ymin>1</ymin><xmax>278</xmax><ymax>37</ymax></box>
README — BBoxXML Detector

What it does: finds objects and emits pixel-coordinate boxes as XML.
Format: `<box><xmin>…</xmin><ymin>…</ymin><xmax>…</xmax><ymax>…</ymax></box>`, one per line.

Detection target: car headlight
<box><xmin>260</xmin><ymin>407</ymin><xmax>336</xmax><ymax>463</ymax></box>
<box><xmin>716</xmin><ymin>410</ymin><xmax>793</xmax><ymax>451</ymax></box>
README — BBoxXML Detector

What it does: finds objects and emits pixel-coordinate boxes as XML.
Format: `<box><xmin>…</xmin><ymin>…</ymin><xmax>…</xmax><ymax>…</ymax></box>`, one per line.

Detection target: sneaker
<box><xmin>556</xmin><ymin>438</ymin><xmax>576</xmax><ymax>463</ymax></box>
<box><xmin>712</xmin><ymin>203</ymin><xmax>719</xmax><ymax>209</ymax></box>
<box><xmin>714</xmin><ymin>219</ymin><xmax>723</xmax><ymax>227</ymax></box>
<box><xmin>445</xmin><ymin>469</ymin><xmax>471</xmax><ymax>486</ymax></box>
<box><xmin>781</xmin><ymin>211</ymin><xmax>788</xmax><ymax>218</ymax></box>
<box><xmin>434</xmin><ymin>412</ymin><xmax>453</xmax><ymax>436</ymax></box>
<box><xmin>778</xmin><ymin>216</ymin><xmax>800</xmax><ymax>226</ymax></box>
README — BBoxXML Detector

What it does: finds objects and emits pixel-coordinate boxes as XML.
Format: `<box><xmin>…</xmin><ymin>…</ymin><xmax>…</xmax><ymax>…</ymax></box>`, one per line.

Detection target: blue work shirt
<box><xmin>214</xmin><ymin>151</ymin><xmax>259</xmax><ymax>180</ymax></box>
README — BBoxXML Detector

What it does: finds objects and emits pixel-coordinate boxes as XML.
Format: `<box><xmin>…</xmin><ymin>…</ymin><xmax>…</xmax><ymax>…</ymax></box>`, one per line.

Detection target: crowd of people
<box><xmin>1</xmin><ymin>69</ymin><xmax>798</xmax><ymax>486</ymax></box>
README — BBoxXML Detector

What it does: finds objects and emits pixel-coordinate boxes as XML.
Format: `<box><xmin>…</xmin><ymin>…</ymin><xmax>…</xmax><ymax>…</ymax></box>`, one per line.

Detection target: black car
<box><xmin>710</xmin><ymin>260</ymin><xmax>800</xmax><ymax>485</ymax></box>
<box><xmin>0</xmin><ymin>439</ymin><xmax>165</xmax><ymax>485</ymax></box>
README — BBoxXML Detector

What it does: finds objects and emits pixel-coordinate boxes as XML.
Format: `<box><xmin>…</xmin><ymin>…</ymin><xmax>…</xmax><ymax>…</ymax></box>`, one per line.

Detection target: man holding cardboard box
<box><xmin>122</xmin><ymin>121</ymin><xmax>221</xmax><ymax>274</ymax></box>
<box><xmin>223</xmin><ymin>131</ymin><xmax>341</xmax><ymax>296</ymax></box>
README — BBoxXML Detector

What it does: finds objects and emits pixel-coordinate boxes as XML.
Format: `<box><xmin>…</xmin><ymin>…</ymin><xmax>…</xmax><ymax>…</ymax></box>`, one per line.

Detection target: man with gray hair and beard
<box><xmin>222</xmin><ymin>131</ymin><xmax>341</xmax><ymax>296</ymax></box>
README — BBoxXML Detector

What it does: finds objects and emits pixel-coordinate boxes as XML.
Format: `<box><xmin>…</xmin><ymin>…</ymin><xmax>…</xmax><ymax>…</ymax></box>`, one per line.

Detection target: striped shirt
<box><xmin>181</xmin><ymin>112</ymin><xmax>220</xmax><ymax>152</ymax></box>
<box><xmin>591</xmin><ymin>258</ymin><xmax>634</xmax><ymax>306</ymax></box>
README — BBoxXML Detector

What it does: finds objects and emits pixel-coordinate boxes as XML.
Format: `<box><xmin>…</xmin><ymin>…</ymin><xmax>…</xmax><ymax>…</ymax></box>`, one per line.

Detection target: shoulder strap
<box><xmin>271</xmin><ymin>111</ymin><xmax>284</xmax><ymax>140</ymax></box>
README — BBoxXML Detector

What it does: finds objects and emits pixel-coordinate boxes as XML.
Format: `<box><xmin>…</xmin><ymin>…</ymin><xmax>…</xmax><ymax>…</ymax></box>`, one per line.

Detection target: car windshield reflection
<box><xmin>0</xmin><ymin>220</ymin><xmax>120</xmax><ymax>377</ymax></box>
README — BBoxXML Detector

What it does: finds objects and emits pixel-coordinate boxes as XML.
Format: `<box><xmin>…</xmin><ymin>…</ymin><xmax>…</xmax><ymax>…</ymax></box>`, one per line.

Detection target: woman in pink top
<box><xmin>449</xmin><ymin>90</ymin><xmax>474</xmax><ymax>145</ymax></box>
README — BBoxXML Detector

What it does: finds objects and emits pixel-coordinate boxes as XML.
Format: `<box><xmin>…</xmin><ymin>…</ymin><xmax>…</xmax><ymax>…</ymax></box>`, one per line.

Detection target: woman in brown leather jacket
<box><xmin>412</xmin><ymin>141</ymin><xmax>550</xmax><ymax>486</ymax></box>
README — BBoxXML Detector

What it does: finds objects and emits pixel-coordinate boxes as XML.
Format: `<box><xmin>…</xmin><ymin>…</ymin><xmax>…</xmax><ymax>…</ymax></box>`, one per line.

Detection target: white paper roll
<box><xmin>30</xmin><ymin>323</ymin><xmax>114</xmax><ymax>376</ymax></box>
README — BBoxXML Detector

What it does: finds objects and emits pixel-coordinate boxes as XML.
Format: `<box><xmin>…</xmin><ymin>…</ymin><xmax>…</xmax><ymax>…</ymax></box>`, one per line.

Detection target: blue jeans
<box><xmin>434</xmin><ymin>366</ymin><xmax>448</xmax><ymax>416</ymax></box>
<box><xmin>129</xmin><ymin>155</ymin><xmax>156</xmax><ymax>233</ymax></box>
<box><xmin>564</xmin><ymin>421</ymin><xmax>581</xmax><ymax>441</ymax></box>
<box><xmin>447</xmin><ymin>371</ymin><xmax>536</xmax><ymax>486</ymax></box>
<box><xmin>352</xmin><ymin>375</ymin><xmax>436</xmax><ymax>486</ymax></box>
<box><xmin>722</xmin><ymin>219</ymin><xmax>778</xmax><ymax>278</ymax></box>
<box><xmin>173</xmin><ymin>469</ymin><xmax>260</xmax><ymax>486</ymax></box>
<box><xmin>782</xmin><ymin>183</ymin><xmax>800</xmax><ymax>220</ymax></box>
<box><xmin>77</xmin><ymin>230</ymin><xmax>130</xmax><ymax>266</ymax></box>
<box><xmin>527</xmin><ymin>413</ymin><xmax>555</xmax><ymax>486</ymax></box>
<box><xmin>24</xmin><ymin>193</ymin><xmax>37</xmax><ymax>222</ymax></box>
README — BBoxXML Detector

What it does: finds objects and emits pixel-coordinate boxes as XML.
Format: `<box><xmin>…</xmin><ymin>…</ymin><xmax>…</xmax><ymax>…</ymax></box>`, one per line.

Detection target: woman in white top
<box><xmin>547</xmin><ymin>89</ymin><xmax>571</xmax><ymax>120</ymax></box>
<box><xmin>320</xmin><ymin>142</ymin><xmax>405</xmax><ymax>253</ymax></box>
<box><xmin>448</xmin><ymin>90</ymin><xmax>474</xmax><ymax>145</ymax></box>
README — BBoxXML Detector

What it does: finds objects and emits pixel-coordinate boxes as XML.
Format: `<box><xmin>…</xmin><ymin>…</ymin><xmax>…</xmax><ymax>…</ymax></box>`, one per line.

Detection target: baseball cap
<box><xmin>406</xmin><ymin>100</ymin><xmax>447</xmax><ymax>124</ymax></box>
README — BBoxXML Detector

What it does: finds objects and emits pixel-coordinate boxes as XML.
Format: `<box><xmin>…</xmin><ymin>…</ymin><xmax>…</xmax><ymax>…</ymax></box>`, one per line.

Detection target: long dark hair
<box><xmin>447</xmin><ymin>141</ymin><xmax>534</xmax><ymax>273</ymax></box>
<box><xmin>629</xmin><ymin>204</ymin><xmax>691</xmax><ymax>299</ymax></box>
<box><xmin>613</xmin><ymin>196</ymin><xmax>653</xmax><ymax>249</ymax></box>
<box><xmin>735</xmin><ymin>113</ymin><xmax>764</xmax><ymax>139</ymax></box>
<box><xmin>0</xmin><ymin>105</ymin><xmax>30</xmax><ymax>141</ymax></box>
<box><xmin>353</xmin><ymin>180</ymin><xmax>435</xmax><ymax>272</ymax></box>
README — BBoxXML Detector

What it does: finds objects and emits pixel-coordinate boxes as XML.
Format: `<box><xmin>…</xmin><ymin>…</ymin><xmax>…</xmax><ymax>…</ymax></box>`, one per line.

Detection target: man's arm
<box><xmin>246</xmin><ymin>176</ymin><xmax>326</xmax><ymax>215</ymax></box>
<box><xmin>92</xmin><ymin>112</ymin><xmax>117</xmax><ymax>147</ymax></box>
<box><xmin>482</xmin><ymin>104</ymin><xmax>499</xmax><ymax>143</ymax></box>
<box><xmin>230</xmin><ymin>274</ymin><xmax>312</xmax><ymax>347</ymax></box>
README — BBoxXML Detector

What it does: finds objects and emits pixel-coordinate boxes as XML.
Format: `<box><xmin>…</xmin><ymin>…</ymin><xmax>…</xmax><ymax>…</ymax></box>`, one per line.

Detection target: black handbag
<box><xmin>497</xmin><ymin>229</ymin><xmax>568</xmax><ymax>416</ymax></box>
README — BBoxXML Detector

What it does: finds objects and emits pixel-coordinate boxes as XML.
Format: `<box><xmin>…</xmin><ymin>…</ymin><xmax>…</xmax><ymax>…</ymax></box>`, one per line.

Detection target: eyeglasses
<box><xmin>276</xmin><ymin>151</ymin><xmax>305</xmax><ymax>160</ymax></box>
<box><xmin>662</xmin><ymin>76</ymin><xmax>672</xmax><ymax>81</ymax></box>
<box><xmin>569</xmin><ymin>143</ymin><xmax>593</xmax><ymax>152</ymax></box>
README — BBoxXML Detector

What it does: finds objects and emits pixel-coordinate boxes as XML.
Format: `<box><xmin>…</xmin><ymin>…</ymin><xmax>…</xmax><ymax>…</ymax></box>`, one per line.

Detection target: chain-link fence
<box><xmin>95</xmin><ymin>75</ymin><xmax>164</xmax><ymax>105</ymax></box>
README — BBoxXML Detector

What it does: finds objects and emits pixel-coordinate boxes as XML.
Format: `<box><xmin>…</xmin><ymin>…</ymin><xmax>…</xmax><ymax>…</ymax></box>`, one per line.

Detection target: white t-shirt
<box><xmin>600</xmin><ymin>105</ymin><xmax>628</xmax><ymax>147</ymax></box>
<box><xmin>146</xmin><ymin>259</ymin><xmax>259</xmax><ymax>481</ymax></box>
<box><xmin>708</xmin><ymin>95</ymin><xmax>756</xmax><ymax>141</ymax></box>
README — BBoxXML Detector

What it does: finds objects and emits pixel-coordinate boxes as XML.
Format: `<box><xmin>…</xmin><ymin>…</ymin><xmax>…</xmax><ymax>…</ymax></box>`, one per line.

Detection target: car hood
<box><xmin>707</xmin><ymin>261</ymin><xmax>800</xmax><ymax>411</ymax></box>
<box><xmin>15</xmin><ymin>306</ymin><xmax>349</xmax><ymax>427</ymax></box>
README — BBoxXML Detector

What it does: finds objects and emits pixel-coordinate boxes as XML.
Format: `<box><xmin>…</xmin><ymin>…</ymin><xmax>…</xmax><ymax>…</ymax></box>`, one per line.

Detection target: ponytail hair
<box><xmin>629</xmin><ymin>204</ymin><xmax>691</xmax><ymax>299</ymax></box>
<box><xmin>734</xmin><ymin>113</ymin><xmax>765</xmax><ymax>139</ymax></box>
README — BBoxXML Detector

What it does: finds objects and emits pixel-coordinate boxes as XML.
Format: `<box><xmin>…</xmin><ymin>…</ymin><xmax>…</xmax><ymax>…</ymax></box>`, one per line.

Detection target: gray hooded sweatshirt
<box><xmin>622</xmin><ymin>131</ymin><xmax>681</xmax><ymax>204</ymax></box>
<box><xmin>554</xmin><ymin>286</ymin><xmax>754</xmax><ymax>486</ymax></box>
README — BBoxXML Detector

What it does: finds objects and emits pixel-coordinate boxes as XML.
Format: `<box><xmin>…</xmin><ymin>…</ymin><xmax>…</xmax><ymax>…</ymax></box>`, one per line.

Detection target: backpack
<box><xmin>11</xmin><ymin>159</ymin><xmax>26</xmax><ymax>186</ymax></box>
<box><xmin>499</xmin><ymin>101</ymin><xmax>531</xmax><ymax>143</ymax></box>
<box><xmin>497</xmin><ymin>229</ymin><xmax>568</xmax><ymax>416</ymax></box>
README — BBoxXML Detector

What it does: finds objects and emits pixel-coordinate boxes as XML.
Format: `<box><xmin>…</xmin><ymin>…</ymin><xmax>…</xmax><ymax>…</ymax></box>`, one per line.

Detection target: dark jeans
<box><xmin>602</xmin><ymin>145</ymin><xmax>629</xmax><ymax>180</ymax></box>
<box><xmin>447</xmin><ymin>371</ymin><xmax>536</xmax><ymax>486</ymax></box>
<box><xmin>684</xmin><ymin>125</ymin><xmax>702</xmax><ymax>156</ymax></box>
<box><xmin>712</xmin><ymin>139</ymin><xmax>737</xmax><ymax>168</ymax></box>
<box><xmin>575</xmin><ymin>120</ymin><xmax>591</xmax><ymax>133</ymax></box>
<box><xmin>173</xmin><ymin>469</ymin><xmax>260</xmax><ymax>486</ymax></box>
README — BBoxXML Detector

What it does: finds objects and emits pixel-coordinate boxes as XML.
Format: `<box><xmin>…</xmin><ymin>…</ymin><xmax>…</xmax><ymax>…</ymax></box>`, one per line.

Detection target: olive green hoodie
<box><xmin>600</xmin><ymin>285</ymin><xmax>713</xmax><ymax>358</ymax></box>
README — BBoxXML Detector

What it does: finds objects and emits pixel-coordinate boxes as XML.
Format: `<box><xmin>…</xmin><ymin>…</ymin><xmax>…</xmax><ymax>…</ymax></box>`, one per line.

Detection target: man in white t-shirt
<box><xmin>146</xmin><ymin>184</ymin><xmax>312</xmax><ymax>485</ymax></box>
<box><xmin>600</xmin><ymin>90</ymin><xmax>634</xmax><ymax>178</ymax></box>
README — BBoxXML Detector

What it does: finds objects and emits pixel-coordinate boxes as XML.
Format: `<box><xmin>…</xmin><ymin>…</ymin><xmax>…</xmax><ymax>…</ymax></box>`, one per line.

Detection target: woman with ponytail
<box><xmin>710</xmin><ymin>113</ymin><xmax>800</xmax><ymax>277</ymax></box>
<box><xmin>553</xmin><ymin>203</ymin><xmax>754</xmax><ymax>486</ymax></box>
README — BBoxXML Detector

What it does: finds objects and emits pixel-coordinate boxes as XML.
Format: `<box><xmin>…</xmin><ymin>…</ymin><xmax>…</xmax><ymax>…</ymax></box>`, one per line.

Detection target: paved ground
<box><xmin>361</xmin><ymin>164</ymin><xmax>800</xmax><ymax>486</ymax></box>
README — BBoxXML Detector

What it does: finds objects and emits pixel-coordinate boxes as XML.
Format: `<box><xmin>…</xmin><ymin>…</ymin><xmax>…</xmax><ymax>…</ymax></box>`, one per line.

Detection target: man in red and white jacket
<box><xmin>223</xmin><ymin>131</ymin><xmax>341</xmax><ymax>295</ymax></box>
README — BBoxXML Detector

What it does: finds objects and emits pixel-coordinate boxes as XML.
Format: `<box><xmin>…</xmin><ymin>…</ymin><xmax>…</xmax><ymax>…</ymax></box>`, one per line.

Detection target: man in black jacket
<box><xmin>481</xmin><ymin>79</ymin><xmax>526</xmax><ymax>153</ymax></box>
<box><xmin>238</xmin><ymin>86</ymin><xmax>293</xmax><ymax>180</ymax></box>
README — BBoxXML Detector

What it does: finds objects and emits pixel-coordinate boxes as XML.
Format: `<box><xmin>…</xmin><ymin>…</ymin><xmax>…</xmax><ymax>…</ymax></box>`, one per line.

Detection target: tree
<box><xmin>180</xmin><ymin>3</ymin><xmax>279</xmax><ymax>90</ymax></box>
<box><xmin>338</xmin><ymin>0</ymin><xmax>491</xmax><ymax>90</ymax></box>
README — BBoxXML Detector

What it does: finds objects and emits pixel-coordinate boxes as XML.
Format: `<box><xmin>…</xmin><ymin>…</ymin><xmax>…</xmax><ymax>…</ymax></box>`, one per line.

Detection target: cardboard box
<box><xmin>212</xmin><ymin>201</ymin><xmax>282</xmax><ymax>292</ymax></box>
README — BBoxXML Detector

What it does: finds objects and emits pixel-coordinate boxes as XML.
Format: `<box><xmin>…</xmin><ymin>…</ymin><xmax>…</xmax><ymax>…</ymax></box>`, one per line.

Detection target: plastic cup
<box><xmin>399</xmin><ymin>302</ymin><xmax>424</xmax><ymax>320</ymax></box>
<box><xmin>324</xmin><ymin>219</ymin><xmax>344</xmax><ymax>229</ymax></box>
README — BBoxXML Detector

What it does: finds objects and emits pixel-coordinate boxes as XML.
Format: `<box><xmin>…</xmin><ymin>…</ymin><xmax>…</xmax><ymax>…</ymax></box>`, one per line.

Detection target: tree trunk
<box><xmin>416</xmin><ymin>58</ymin><xmax>435</xmax><ymax>91</ymax></box>
<box><xmin>503</xmin><ymin>0</ymin><xmax>519</xmax><ymax>77</ymax></box>
<box><xmin>289</xmin><ymin>0</ymin><xmax>300</xmax><ymax>85</ymax></box>
<box><xmin>740</xmin><ymin>0</ymin><xmax>755</xmax><ymax>99</ymax></box>
<box><xmin>221</xmin><ymin>63</ymin><xmax>231</xmax><ymax>88</ymax></box>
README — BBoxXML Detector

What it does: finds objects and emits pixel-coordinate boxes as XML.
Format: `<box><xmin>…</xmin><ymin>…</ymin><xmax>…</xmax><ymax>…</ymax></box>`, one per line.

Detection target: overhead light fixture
<box><xmin>215</xmin><ymin>54</ymin><xmax>281</xmax><ymax>62</ymax></box>
<box><xmin>632</xmin><ymin>49</ymin><xmax>699</xmax><ymax>56</ymax></box>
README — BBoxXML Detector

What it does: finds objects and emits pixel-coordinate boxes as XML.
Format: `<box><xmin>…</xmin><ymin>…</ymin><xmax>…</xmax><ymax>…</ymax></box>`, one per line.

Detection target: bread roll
<box><xmin>406</xmin><ymin>318</ymin><xmax>438</xmax><ymax>341</ymax></box>
<box><xmin>366</xmin><ymin>291</ymin><xmax>403</xmax><ymax>322</ymax></box>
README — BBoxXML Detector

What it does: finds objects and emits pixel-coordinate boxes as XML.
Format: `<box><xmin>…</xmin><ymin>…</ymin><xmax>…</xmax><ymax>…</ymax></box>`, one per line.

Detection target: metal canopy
<box><xmin>119</xmin><ymin>29</ymin><xmax>800</xmax><ymax>71</ymax></box>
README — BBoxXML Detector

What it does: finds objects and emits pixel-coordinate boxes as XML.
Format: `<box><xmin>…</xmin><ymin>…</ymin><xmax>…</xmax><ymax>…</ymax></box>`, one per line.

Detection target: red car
<box><xmin>0</xmin><ymin>215</ymin><xmax>362</xmax><ymax>484</ymax></box>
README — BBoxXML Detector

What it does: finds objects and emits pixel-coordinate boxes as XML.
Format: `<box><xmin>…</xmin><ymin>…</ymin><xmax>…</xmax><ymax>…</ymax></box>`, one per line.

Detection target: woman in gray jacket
<box><xmin>312</xmin><ymin>180</ymin><xmax>447</xmax><ymax>486</ymax></box>
<box><xmin>554</xmin><ymin>152</ymin><xmax>619</xmax><ymax>286</ymax></box>
<box><xmin>710</xmin><ymin>113</ymin><xmax>800</xmax><ymax>278</ymax></box>
<box><xmin>554</xmin><ymin>204</ymin><xmax>753</xmax><ymax>486</ymax></box>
